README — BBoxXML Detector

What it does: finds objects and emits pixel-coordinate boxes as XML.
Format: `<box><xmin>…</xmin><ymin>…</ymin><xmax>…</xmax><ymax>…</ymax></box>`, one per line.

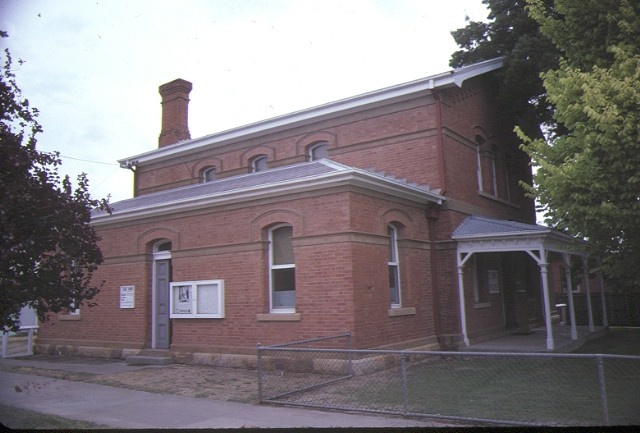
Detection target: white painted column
<box><xmin>582</xmin><ymin>257</ymin><xmax>595</xmax><ymax>332</ymax></box>
<box><xmin>457</xmin><ymin>261</ymin><xmax>470</xmax><ymax>347</ymax></box>
<box><xmin>539</xmin><ymin>260</ymin><xmax>555</xmax><ymax>350</ymax></box>
<box><xmin>562</xmin><ymin>253</ymin><xmax>578</xmax><ymax>340</ymax></box>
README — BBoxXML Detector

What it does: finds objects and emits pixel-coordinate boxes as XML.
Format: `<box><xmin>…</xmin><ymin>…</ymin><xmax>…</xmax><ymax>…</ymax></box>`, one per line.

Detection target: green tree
<box><xmin>449</xmin><ymin>0</ymin><xmax>560</xmax><ymax>135</ymax></box>
<box><xmin>0</xmin><ymin>32</ymin><xmax>111</xmax><ymax>331</ymax></box>
<box><xmin>519</xmin><ymin>0</ymin><xmax>640</xmax><ymax>289</ymax></box>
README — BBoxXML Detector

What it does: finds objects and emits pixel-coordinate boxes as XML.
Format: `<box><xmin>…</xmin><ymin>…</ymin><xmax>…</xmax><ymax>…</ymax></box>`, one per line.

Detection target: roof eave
<box><xmin>118</xmin><ymin>58</ymin><xmax>505</xmax><ymax>169</ymax></box>
<box><xmin>92</xmin><ymin>171</ymin><xmax>444</xmax><ymax>226</ymax></box>
<box><xmin>453</xmin><ymin>229</ymin><xmax>587</xmax><ymax>249</ymax></box>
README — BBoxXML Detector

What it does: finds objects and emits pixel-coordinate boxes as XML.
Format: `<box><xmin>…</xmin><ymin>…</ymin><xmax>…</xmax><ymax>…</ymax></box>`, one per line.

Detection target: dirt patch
<box><xmin>89</xmin><ymin>364</ymin><xmax>259</xmax><ymax>402</ymax></box>
<box><xmin>0</xmin><ymin>357</ymin><xmax>259</xmax><ymax>404</ymax></box>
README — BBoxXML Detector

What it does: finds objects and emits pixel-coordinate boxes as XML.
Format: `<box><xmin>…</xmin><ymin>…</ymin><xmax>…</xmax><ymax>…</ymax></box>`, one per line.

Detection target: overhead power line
<box><xmin>59</xmin><ymin>154</ymin><xmax>118</xmax><ymax>166</ymax></box>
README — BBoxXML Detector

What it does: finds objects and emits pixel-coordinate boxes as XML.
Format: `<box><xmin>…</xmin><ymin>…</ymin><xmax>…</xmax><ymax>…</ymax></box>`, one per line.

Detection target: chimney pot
<box><xmin>158</xmin><ymin>78</ymin><xmax>192</xmax><ymax>147</ymax></box>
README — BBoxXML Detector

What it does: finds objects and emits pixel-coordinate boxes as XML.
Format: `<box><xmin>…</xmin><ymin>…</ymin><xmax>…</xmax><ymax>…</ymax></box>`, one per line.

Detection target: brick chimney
<box><xmin>158</xmin><ymin>78</ymin><xmax>192</xmax><ymax>147</ymax></box>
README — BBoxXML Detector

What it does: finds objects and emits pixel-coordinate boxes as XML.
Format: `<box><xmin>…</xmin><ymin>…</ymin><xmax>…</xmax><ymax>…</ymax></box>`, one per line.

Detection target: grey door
<box><xmin>154</xmin><ymin>259</ymin><xmax>171</xmax><ymax>349</ymax></box>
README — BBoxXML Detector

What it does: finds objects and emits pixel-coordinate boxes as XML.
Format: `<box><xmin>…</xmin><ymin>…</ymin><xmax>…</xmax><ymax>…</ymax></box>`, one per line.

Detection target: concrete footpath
<box><xmin>0</xmin><ymin>357</ymin><xmax>449</xmax><ymax>429</ymax></box>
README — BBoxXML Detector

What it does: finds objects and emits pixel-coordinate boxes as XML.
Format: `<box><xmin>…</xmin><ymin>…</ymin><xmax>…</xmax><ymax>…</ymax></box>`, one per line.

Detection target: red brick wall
<box><xmin>39</xmin><ymin>260</ymin><xmax>151</xmax><ymax>348</ymax></box>
<box><xmin>135</xmin><ymin>97</ymin><xmax>442</xmax><ymax>196</ymax></box>
<box><xmin>438</xmin><ymin>78</ymin><xmax>535</xmax><ymax>222</ymax></box>
<box><xmin>39</xmin><ymin>188</ymin><xmax>439</xmax><ymax>352</ymax></box>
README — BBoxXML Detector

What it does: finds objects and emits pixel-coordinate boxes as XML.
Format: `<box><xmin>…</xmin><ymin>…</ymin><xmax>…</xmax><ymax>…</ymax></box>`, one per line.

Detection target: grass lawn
<box><xmin>575</xmin><ymin>327</ymin><xmax>640</xmax><ymax>355</ymax></box>
<box><xmin>269</xmin><ymin>327</ymin><xmax>640</xmax><ymax>426</ymax></box>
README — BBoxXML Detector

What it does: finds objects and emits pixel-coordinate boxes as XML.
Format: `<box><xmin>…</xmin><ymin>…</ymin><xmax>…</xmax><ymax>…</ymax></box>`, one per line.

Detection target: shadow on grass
<box><xmin>575</xmin><ymin>327</ymin><xmax>640</xmax><ymax>356</ymax></box>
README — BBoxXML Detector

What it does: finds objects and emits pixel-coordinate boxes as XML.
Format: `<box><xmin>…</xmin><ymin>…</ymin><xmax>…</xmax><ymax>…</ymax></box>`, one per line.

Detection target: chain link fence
<box><xmin>257</xmin><ymin>333</ymin><xmax>640</xmax><ymax>426</ymax></box>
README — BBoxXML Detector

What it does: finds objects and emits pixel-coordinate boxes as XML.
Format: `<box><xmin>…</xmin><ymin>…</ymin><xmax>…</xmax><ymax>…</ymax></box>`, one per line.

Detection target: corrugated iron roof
<box><xmin>452</xmin><ymin>215</ymin><xmax>549</xmax><ymax>238</ymax></box>
<box><xmin>94</xmin><ymin>159</ymin><xmax>443</xmax><ymax>219</ymax></box>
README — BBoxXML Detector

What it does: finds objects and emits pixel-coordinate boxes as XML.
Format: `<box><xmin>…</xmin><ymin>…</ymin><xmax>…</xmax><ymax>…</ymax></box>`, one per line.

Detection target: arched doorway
<box><xmin>152</xmin><ymin>240</ymin><xmax>172</xmax><ymax>349</ymax></box>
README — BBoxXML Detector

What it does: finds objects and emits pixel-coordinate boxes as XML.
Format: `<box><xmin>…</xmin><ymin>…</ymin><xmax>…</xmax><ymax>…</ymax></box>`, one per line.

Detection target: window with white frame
<box><xmin>475</xmin><ymin>140</ymin><xmax>484</xmax><ymax>193</ymax></box>
<box><xmin>490</xmin><ymin>152</ymin><xmax>498</xmax><ymax>196</ymax></box>
<box><xmin>67</xmin><ymin>259</ymin><xmax>81</xmax><ymax>315</ymax></box>
<box><xmin>309</xmin><ymin>142</ymin><xmax>328</xmax><ymax>161</ymax></box>
<box><xmin>202</xmin><ymin>166</ymin><xmax>216</xmax><ymax>182</ymax></box>
<box><xmin>269</xmin><ymin>225</ymin><xmax>296</xmax><ymax>312</ymax></box>
<box><xmin>388</xmin><ymin>224</ymin><xmax>401</xmax><ymax>307</ymax></box>
<box><xmin>251</xmin><ymin>155</ymin><xmax>268</xmax><ymax>173</ymax></box>
<box><xmin>475</xmin><ymin>135</ymin><xmax>498</xmax><ymax>196</ymax></box>
<box><xmin>169</xmin><ymin>280</ymin><xmax>225</xmax><ymax>318</ymax></box>
<box><xmin>68</xmin><ymin>301</ymin><xmax>80</xmax><ymax>315</ymax></box>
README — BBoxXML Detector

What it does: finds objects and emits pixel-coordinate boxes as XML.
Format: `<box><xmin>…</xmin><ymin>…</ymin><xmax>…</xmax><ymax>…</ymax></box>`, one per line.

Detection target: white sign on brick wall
<box><xmin>120</xmin><ymin>286</ymin><xmax>135</xmax><ymax>308</ymax></box>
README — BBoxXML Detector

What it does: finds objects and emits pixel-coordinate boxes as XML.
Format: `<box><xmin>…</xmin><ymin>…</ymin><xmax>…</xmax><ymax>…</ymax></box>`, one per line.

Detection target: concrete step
<box><xmin>126</xmin><ymin>350</ymin><xmax>172</xmax><ymax>366</ymax></box>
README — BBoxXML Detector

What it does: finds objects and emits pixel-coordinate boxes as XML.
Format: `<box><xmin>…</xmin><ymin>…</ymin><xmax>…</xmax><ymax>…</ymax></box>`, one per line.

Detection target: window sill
<box><xmin>387</xmin><ymin>307</ymin><xmax>416</xmax><ymax>317</ymax></box>
<box><xmin>478</xmin><ymin>191</ymin><xmax>520</xmax><ymax>209</ymax></box>
<box><xmin>473</xmin><ymin>302</ymin><xmax>492</xmax><ymax>309</ymax></box>
<box><xmin>256</xmin><ymin>313</ymin><xmax>301</xmax><ymax>322</ymax></box>
<box><xmin>59</xmin><ymin>314</ymin><xmax>82</xmax><ymax>321</ymax></box>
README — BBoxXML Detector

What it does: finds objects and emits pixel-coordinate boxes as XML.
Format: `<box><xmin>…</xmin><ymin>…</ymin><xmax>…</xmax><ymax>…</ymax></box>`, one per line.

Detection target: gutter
<box><xmin>93</xmin><ymin>168</ymin><xmax>445</xmax><ymax>226</ymax></box>
<box><xmin>118</xmin><ymin>58</ymin><xmax>505</xmax><ymax>169</ymax></box>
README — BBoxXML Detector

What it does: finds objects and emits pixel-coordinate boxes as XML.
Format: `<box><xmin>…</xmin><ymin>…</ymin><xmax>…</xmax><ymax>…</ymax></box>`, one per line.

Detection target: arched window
<box><xmin>308</xmin><ymin>142</ymin><xmax>328</xmax><ymax>161</ymax></box>
<box><xmin>388</xmin><ymin>224</ymin><xmax>401</xmax><ymax>307</ymax></box>
<box><xmin>269</xmin><ymin>225</ymin><xmax>295</xmax><ymax>312</ymax></box>
<box><xmin>251</xmin><ymin>155</ymin><xmax>268</xmax><ymax>173</ymax></box>
<box><xmin>475</xmin><ymin>135</ymin><xmax>485</xmax><ymax>193</ymax></box>
<box><xmin>202</xmin><ymin>167</ymin><xmax>216</xmax><ymax>182</ymax></box>
<box><xmin>155</xmin><ymin>240</ymin><xmax>172</xmax><ymax>253</ymax></box>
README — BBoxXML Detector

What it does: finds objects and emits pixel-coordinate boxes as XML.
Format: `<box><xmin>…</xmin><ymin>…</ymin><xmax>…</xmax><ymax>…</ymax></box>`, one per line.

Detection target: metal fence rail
<box><xmin>257</xmin><ymin>334</ymin><xmax>640</xmax><ymax>426</ymax></box>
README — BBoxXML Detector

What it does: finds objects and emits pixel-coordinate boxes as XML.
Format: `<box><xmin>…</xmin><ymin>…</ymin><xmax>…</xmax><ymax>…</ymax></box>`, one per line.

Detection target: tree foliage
<box><xmin>450</xmin><ymin>0</ymin><xmax>560</xmax><ymax>135</ymax></box>
<box><xmin>0</xmin><ymin>32</ymin><xmax>111</xmax><ymax>331</ymax></box>
<box><xmin>451</xmin><ymin>1</ymin><xmax>640</xmax><ymax>290</ymax></box>
<box><xmin>519</xmin><ymin>0</ymin><xmax>640</xmax><ymax>289</ymax></box>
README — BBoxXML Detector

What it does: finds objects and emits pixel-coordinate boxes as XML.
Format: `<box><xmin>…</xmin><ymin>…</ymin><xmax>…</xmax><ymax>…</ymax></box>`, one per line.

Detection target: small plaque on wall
<box><xmin>120</xmin><ymin>286</ymin><xmax>135</xmax><ymax>308</ymax></box>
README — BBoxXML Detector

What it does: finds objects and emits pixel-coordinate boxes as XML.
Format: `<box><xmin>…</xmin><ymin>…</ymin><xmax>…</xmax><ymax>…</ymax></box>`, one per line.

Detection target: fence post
<box><xmin>347</xmin><ymin>331</ymin><xmax>354</xmax><ymax>376</ymax></box>
<box><xmin>1</xmin><ymin>331</ymin><xmax>7</xmax><ymax>359</ymax></box>
<box><xmin>26</xmin><ymin>329</ymin><xmax>34</xmax><ymax>356</ymax></box>
<box><xmin>401</xmin><ymin>352</ymin><xmax>408</xmax><ymax>415</ymax></box>
<box><xmin>257</xmin><ymin>343</ymin><xmax>263</xmax><ymax>403</ymax></box>
<box><xmin>596</xmin><ymin>355</ymin><xmax>610</xmax><ymax>426</ymax></box>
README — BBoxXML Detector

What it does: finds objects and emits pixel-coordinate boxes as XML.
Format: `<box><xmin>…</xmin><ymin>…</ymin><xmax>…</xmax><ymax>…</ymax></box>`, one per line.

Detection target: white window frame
<box><xmin>202</xmin><ymin>167</ymin><xmax>216</xmax><ymax>182</ymax></box>
<box><xmin>269</xmin><ymin>225</ymin><xmax>296</xmax><ymax>313</ymax></box>
<box><xmin>388</xmin><ymin>224</ymin><xmax>401</xmax><ymax>308</ymax></box>
<box><xmin>476</xmin><ymin>143</ymin><xmax>484</xmax><ymax>192</ymax></box>
<box><xmin>490</xmin><ymin>153</ymin><xmax>498</xmax><ymax>196</ymax></box>
<box><xmin>309</xmin><ymin>142</ymin><xmax>328</xmax><ymax>161</ymax></box>
<box><xmin>251</xmin><ymin>156</ymin><xmax>268</xmax><ymax>173</ymax></box>
<box><xmin>169</xmin><ymin>280</ymin><xmax>225</xmax><ymax>318</ymax></box>
<box><xmin>67</xmin><ymin>259</ymin><xmax>81</xmax><ymax>315</ymax></box>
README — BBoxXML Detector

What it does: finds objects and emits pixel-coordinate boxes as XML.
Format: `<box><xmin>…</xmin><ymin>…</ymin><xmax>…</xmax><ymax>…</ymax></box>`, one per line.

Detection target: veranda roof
<box><xmin>453</xmin><ymin>215</ymin><xmax>550</xmax><ymax>237</ymax></box>
<box><xmin>452</xmin><ymin>215</ymin><xmax>587</xmax><ymax>257</ymax></box>
<box><xmin>452</xmin><ymin>215</ymin><xmax>601</xmax><ymax>351</ymax></box>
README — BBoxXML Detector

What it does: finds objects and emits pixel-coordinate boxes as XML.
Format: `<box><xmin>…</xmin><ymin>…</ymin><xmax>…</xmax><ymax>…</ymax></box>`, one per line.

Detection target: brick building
<box><xmin>37</xmin><ymin>58</ymin><xmax>606</xmax><ymax>363</ymax></box>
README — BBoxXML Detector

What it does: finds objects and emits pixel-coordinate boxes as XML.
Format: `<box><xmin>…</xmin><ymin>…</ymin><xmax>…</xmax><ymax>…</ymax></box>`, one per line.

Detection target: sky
<box><xmin>0</xmin><ymin>0</ymin><xmax>489</xmax><ymax>203</ymax></box>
